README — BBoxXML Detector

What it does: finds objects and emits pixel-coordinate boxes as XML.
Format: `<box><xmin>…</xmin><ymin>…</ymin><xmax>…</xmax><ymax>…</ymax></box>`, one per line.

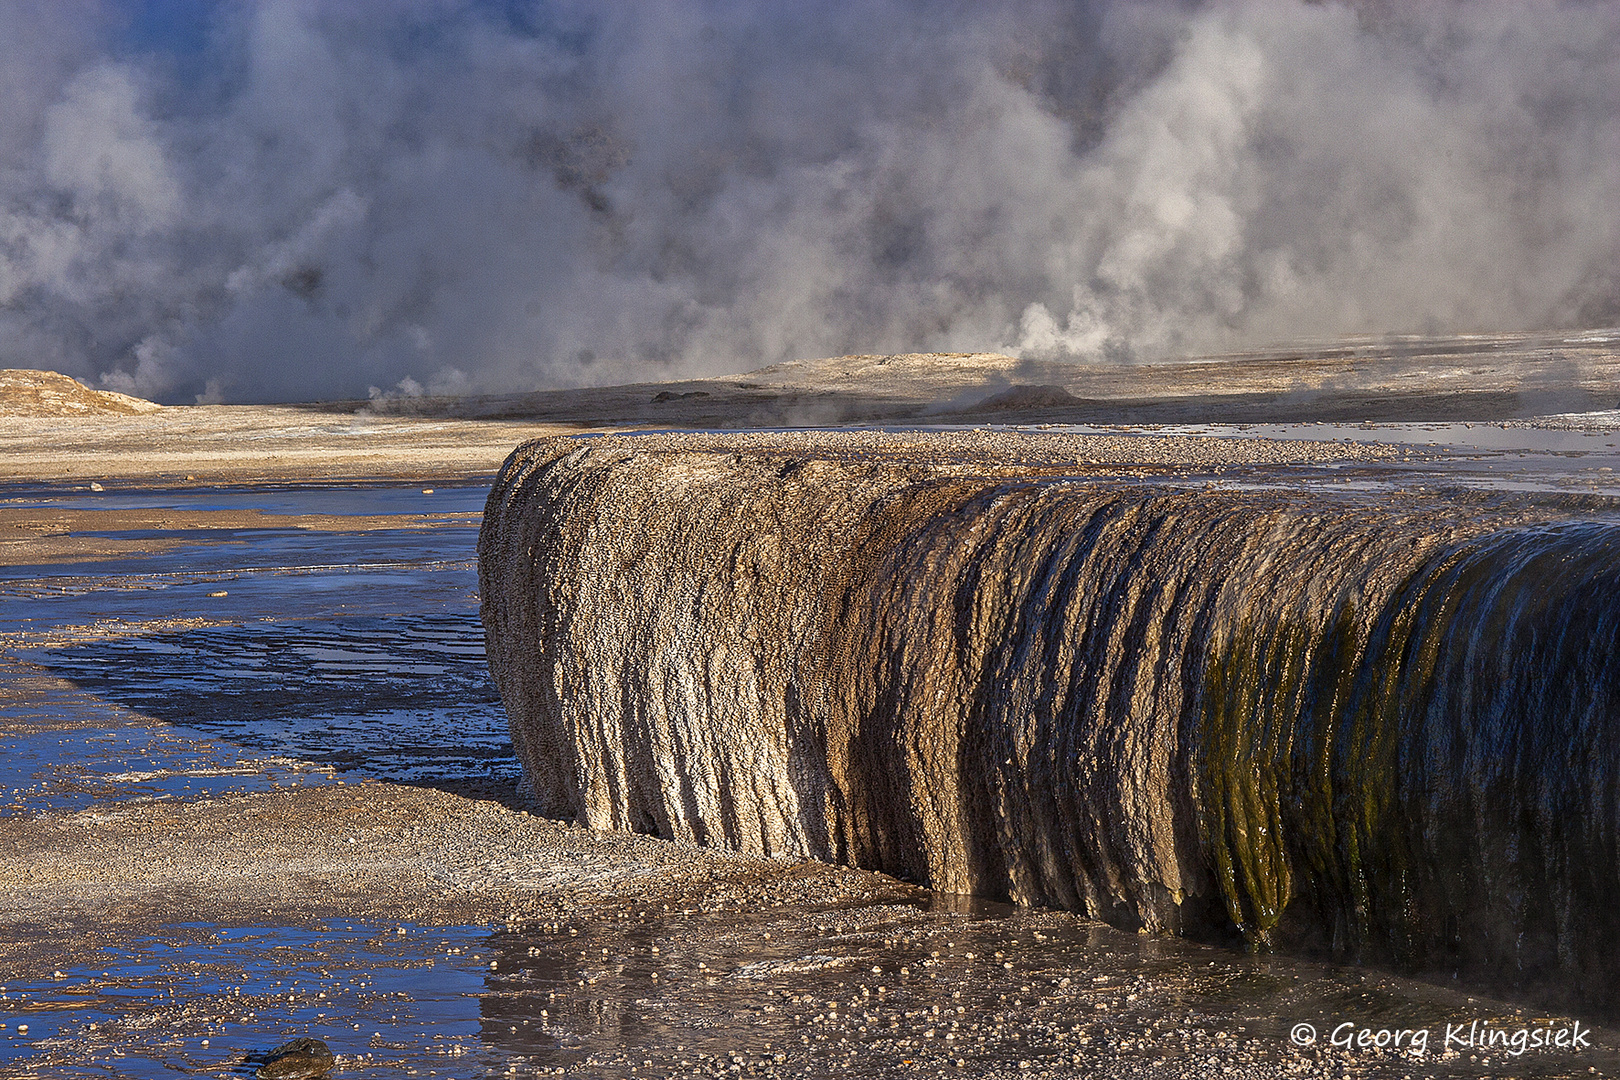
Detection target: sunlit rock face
<box><xmin>0</xmin><ymin>369</ymin><xmax>160</xmax><ymax>416</ymax></box>
<box><xmin>480</xmin><ymin>432</ymin><xmax>1620</xmax><ymax>1006</ymax></box>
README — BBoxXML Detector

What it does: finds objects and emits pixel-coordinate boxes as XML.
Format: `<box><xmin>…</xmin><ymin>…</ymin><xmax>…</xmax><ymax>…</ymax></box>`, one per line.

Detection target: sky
<box><xmin>1</xmin><ymin>0</ymin><xmax>1617</xmax><ymax>404</ymax></box>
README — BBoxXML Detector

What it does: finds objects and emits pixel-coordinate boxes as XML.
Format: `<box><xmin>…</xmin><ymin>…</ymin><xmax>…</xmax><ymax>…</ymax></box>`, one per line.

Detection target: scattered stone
<box><xmin>253</xmin><ymin>1037</ymin><xmax>336</xmax><ymax>1079</ymax></box>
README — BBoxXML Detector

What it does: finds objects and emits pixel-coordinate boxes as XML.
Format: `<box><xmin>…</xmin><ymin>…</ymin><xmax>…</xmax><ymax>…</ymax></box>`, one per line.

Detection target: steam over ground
<box><xmin>2</xmin><ymin>1</ymin><xmax>1617</xmax><ymax>404</ymax></box>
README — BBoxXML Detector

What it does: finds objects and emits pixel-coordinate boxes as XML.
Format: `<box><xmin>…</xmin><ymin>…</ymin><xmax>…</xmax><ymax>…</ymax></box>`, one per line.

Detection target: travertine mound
<box><xmin>0</xmin><ymin>369</ymin><xmax>160</xmax><ymax>416</ymax></box>
<box><xmin>480</xmin><ymin>431</ymin><xmax>1620</xmax><ymax>1006</ymax></box>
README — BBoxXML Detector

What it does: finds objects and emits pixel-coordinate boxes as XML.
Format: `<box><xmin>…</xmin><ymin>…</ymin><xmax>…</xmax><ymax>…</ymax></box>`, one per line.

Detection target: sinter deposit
<box><xmin>0</xmin><ymin>368</ymin><xmax>160</xmax><ymax>416</ymax></box>
<box><xmin>479</xmin><ymin>431</ymin><xmax>1620</xmax><ymax>1009</ymax></box>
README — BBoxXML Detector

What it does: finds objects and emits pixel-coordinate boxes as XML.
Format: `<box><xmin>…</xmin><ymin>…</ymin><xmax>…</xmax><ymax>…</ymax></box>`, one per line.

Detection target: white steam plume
<box><xmin>0</xmin><ymin>0</ymin><xmax>1615</xmax><ymax>403</ymax></box>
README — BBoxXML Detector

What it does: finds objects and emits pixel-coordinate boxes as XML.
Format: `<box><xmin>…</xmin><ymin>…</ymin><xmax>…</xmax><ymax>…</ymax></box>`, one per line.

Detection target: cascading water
<box><xmin>478</xmin><ymin>433</ymin><xmax>1620</xmax><ymax>1011</ymax></box>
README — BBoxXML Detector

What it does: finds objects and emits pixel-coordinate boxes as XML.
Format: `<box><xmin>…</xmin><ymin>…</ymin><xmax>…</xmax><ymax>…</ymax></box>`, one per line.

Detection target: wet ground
<box><xmin>0</xmin><ymin>483</ymin><xmax>502</xmax><ymax>814</ymax></box>
<box><xmin>3</xmin><ymin>448</ymin><xmax>1620</xmax><ymax>1078</ymax></box>
<box><xmin>968</xmin><ymin>417</ymin><xmax>1620</xmax><ymax>498</ymax></box>
<box><xmin>10</xmin><ymin>897</ymin><xmax>1619</xmax><ymax>1079</ymax></box>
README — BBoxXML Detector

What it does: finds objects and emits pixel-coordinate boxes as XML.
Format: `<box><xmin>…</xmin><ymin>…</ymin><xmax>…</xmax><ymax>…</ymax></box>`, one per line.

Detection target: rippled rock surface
<box><xmin>479</xmin><ymin>432</ymin><xmax>1620</xmax><ymax>1008</ymax></box>
<box><xmin>0</xmin><ymin>368</ymin><xmax>160</xmax><ymax>416</ymax></box>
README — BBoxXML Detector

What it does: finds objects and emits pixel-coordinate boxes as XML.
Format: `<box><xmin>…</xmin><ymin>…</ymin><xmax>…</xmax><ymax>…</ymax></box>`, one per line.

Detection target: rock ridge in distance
<box><xmin>0</xmin><ymin>369</ymin><xmax>161</xmax><ymax>417</ymax></box>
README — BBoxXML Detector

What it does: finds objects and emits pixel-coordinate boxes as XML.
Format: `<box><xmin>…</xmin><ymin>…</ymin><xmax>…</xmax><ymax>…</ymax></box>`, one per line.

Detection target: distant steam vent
<box><xmin>479</xmin><ymin>432</ymin><xmax>1620</xmax><ymax>1010</ymax></box>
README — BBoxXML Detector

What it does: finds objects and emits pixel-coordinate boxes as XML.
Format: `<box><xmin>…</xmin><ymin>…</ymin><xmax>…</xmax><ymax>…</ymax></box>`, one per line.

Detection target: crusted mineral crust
<box><xmin>0</xmin><ymin>369</ymin><xmax>161</xmax><ymax>416</ymax></box>
<box><xmin>480</xmin><ymin>429</ymin><xmax>1620</xmax><ymax>1004</ymax></box>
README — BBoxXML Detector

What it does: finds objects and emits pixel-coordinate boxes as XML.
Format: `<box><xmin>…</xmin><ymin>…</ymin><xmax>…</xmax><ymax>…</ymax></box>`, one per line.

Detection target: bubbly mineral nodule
<box><xmin>479</xmin><ymin>430</ymin><xmax>1620</xmax><ymax>1007</ymax></box>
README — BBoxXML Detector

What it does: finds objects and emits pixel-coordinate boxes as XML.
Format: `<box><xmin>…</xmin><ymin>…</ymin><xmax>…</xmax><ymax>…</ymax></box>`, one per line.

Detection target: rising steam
<box><xmin>1</xmin><ymin>1</ymin><xmax>1617</xmax><ymax>404</ymax></box>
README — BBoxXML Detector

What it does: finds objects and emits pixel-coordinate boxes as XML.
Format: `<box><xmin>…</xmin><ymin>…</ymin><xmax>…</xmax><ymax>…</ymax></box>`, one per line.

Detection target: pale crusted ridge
<box><xmin>0</xmin><ymin>369</ymin><xmax>161</xmax><ymax>416</ymax></box>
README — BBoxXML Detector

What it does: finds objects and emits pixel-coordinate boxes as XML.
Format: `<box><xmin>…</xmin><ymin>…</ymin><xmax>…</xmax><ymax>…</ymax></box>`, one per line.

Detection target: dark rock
<box><xmin>254</xmin><ymin>1037</ymin><xmax>335</xmax><ymax>1079</ymax></box>
<box><xmin>962</xmin><ymin>383</ymin><xmax>1081</xmax><ymax>412</ymax></box>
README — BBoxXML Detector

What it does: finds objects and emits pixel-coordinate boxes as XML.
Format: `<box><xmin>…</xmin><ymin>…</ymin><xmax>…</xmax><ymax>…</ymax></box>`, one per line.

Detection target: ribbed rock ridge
<box><xmin>479</xmin><ymin>433</ymin><xmax>1620</xmax><ymax>1007</ymax></box>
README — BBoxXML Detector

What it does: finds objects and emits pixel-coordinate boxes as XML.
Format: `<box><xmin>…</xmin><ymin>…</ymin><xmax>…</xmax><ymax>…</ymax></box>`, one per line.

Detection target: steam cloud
<box><xmin>1</xmin><ymin>0</ymin><xmax>1616</xmax><ymax>404</ymax></box>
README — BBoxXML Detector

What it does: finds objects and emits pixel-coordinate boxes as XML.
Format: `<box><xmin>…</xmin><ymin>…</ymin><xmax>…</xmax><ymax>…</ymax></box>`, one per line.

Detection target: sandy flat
<box><xmin>0</xmin><ymin>405</ymin><xmax>578</xmax><ymax>484</ymax></box>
